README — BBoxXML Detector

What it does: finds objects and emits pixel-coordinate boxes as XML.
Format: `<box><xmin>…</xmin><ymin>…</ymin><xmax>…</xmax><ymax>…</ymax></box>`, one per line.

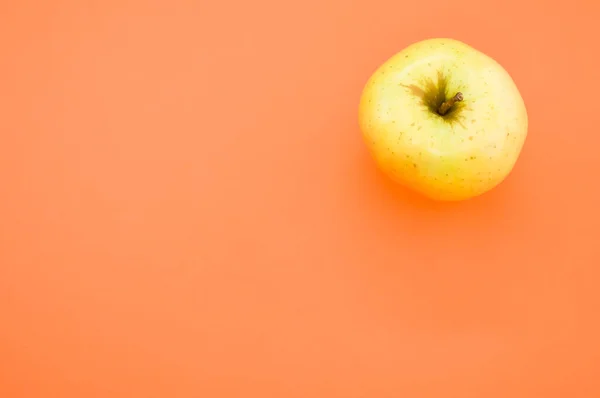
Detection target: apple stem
<box><xmin>437</xmin><ymin>92</ymin><xmax>464</xmax><ymax>116</ymax></box>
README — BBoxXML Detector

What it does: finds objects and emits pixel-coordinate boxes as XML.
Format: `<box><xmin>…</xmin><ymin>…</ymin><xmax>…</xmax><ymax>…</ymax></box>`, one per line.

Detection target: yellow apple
<box><xmin>358</xmin><ymin>38</ymin><xmax>528</xmax><ymax>201</ymax></box>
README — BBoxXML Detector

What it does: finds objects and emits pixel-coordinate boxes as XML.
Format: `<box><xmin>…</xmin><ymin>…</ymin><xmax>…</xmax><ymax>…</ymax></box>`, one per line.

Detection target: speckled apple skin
<box><xmin>358</xmin><ymin>38</ymin><xmax>528</xmax><ymax>201</ymax></box>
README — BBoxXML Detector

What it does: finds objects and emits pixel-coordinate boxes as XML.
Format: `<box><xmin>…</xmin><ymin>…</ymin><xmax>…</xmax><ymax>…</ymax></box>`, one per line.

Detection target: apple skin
<box><xmin>358</xmin><ymin>38</ymin><xmax>528</xmax><ymax>201</ymax></box>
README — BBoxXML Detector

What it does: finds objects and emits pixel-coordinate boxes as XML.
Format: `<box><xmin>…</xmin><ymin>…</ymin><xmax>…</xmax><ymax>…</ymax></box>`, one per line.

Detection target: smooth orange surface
<box><xmin>1</xmin><ymin>1</ymin><xmax>599</xmax><ymax>397</ymax></box>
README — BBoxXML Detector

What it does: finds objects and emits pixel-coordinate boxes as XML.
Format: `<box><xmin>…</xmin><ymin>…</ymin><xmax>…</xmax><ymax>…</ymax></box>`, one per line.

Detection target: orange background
<box><xmin>1</xmin><ymin>0</ymin><xmax>600</xmax><ymax>397</ymax></box>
